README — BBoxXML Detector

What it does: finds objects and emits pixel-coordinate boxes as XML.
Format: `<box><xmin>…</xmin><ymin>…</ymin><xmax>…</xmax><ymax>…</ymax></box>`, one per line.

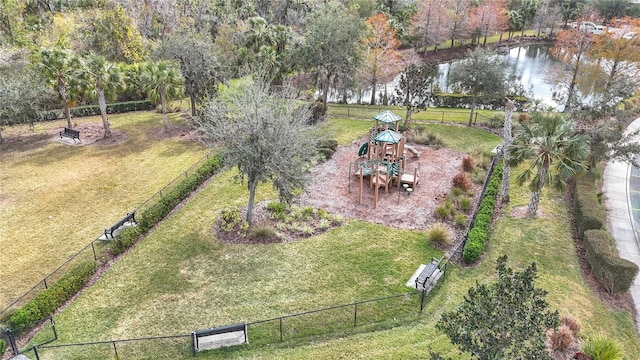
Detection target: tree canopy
<box><xmin>434</xmin><ymin>255</ymin><xmax>560</xmax><ymax>359</ymax></box>
<box><xmin>196</xmin><ymin>76</ymin><xmax>318</xmax><ymax>224</ymax></box>
<box><xmin>447</xmin><ymin>47</ymin><xmax>508</xmax><ymax>126</ymax></box>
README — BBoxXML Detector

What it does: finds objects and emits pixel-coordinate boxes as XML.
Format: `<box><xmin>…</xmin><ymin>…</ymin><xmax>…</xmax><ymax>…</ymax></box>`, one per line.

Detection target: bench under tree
<box><xmin>59</xmin><ymin>127</ymin><xmax>80</xmax><ymax>143</ymax></box>
<box><xmin>104</xmin><ymin>212</ymin><xmax>137</xmax><ymax>239</ymax></box>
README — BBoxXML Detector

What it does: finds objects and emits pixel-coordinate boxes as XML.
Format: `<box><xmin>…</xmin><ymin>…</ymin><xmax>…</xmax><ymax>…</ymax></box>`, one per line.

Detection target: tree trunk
<box><xmin>98</xmin><ymin>88</ymin><xmax>111</xmax><ymax>138</ymax></box>
<box><xmin>321</xmin><ymin>82</ymin><xmax>329</xmax><ymax>114</ymax></box>
<box><xmin>190</xmin><ymin>94</ymin><xmax>197</xmax><ymax>117</ymax></box>
<box><xmin>58</xmin><ymin>79</ymin><xmax>72</xmax><ymax>128</ymax></box>
<box><xmin>246</xmin><ymin>177</ymin><xmax>259</xmax><ymax>225</ymax></box>
<box><xmin>501</xmin><ymin>100</ymin><xmax>515</xmax><ymax>203</ymax></box>
<box><xmin>468</xmin><ymin>94</ymin><xmax>477</xmax><ymax>126</ymax></box>
<box><xmin>404</xmin><ymin>92</ymin><xmax>412</xmax><ymax>130</ymax></box>
<box><xmin>528</xmin><ymin>165</ymin><xmax>548</xmax><ymax>217</ymax></box>
<box><xmin>528</xmin><ymin>189</ymin><xmax>541</xmax><ymax>217</ymax></box>
<box><xmin>161</xmin><ymin>88</ymin><xmax>168</xmax><ymax>131</ymax></box>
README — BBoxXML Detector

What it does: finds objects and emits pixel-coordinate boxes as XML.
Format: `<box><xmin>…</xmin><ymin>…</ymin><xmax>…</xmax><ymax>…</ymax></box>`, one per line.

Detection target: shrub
<box><xmin>450</xmin><ymin>187</ymin><xmax>464</xmax><ymax>197</ymax></box>
<box><xmin>318</xmin><ymin>147</ymin><xmax>334</xmax><ymax>160</ymax></box>
<box><xmin>561</xmin><ymin>316</ymin><xmax>581</xmax><ymax>336</ymax></box>
<box><xmin>452</xmin><ymin>173</ymin><xmax>473</xmax><ymax>192</ymax></box>
<box><xmin>111</xmin><ymin>226</ymin><xmax>143</xmax><ymax>255</ymax></box>
<box><xmin>266</xmin><ymin>201</ymin><xmax>288</xmax><ymax>220</ymax></box>
<box><xmin>546</xmin><ymin>325</ymin><xmax>576</xmax><ymax>354</ymax></box>
<box><xmin>330</xmin><ymin>214</ymin><xmax>344</xmax><ymax>225</ymax></box>
<box><xmin>435</xmin><ymin>200</ymin><xmax>456</xmax><ymax>220</ymax></box>
<box><xmin>462</xmin><ymin>160</ymin><xmax>503</xmax><ymax>263</ymax></box>
<box><xmin>9</xmin><ymin>261</ymin><xmax>97</xmax><ymax>331</ymax></box>
<box><xmin>454</xmin><ymin>214</ymin><xmax>468</xmax><ymax>228</ymax></box>
<box><xmin>318</xmin><ymin>218</ymin><xmax>330</xmax><ymax>230</ymax></box>
<box><xmin>573</xmin><ymin>352</ymin><xmax>590</xmax><ymax>360</ymax></box>
<box><xmin>572</xmin><ymin>173</ymin><xmax>604</xmax><ymax>237</ymax></box>
<box><xmin>426</xmin><ymin>223</ymin><xmax>452</xmax><ymax>245</ymax></box>
<box><xmin>583</xmin><ymin>336</ymin><xmax>623</xmax><ymax>360</ymax></box>
<box><xmin>462</xmin><ymin>156</ymin><xmax>475</xmax><ymax>172</ymax></box>
<box><xmin>0</xmin><ymin>339</ymin><xmax>5</xmax><ymax>357</ymax></box>
<box><xmin>583</xmin><ymin>230</ymin><xmax>638</xmax><ymax>293</ymax></box>
<box><xmin>139</xmin><ymin>153</ymin><xmax>223</xmax><ymax>231</ymax></box>
<box><xmin>458</xmin><ymin>196</ymin><xmax>472</xmax><ymax>212</ymax></box>
<box><xmin>39</xmin><ymin>100</ymin><xmax>155</xmax><ymax>121</ymax></box>
<box><xmin>249</xmin><ymin>225</ymin><xmax>278</xmax><ymax>241</ymax></box>
<box><xmin>219</xmin><ymin>207</ymin><xmax>248</xmax><ymax>234</ymax></box>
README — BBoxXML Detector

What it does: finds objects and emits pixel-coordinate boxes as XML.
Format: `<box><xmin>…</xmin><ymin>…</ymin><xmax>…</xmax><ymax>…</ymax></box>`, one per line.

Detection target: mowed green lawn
<box><xmin>0</xmin><ymin>111</ymin><xmax>208</xmax><ymax>310</ymax></box>
<box><xmin>25</xmin><ymin>115</ymin><xmax>639</xmax><ymax>359</ymax></box>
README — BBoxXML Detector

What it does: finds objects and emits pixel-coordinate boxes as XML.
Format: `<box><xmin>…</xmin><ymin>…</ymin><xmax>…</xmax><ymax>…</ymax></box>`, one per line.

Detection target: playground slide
<box><xmin>358</xmin><ymin>142</ymin><xmax>369</xmax><ymax>157</ymax></box>
<box><xmin>405</xmin><ymin>144</ymin><xmax>421</xmax><ymax>157</ymax></box>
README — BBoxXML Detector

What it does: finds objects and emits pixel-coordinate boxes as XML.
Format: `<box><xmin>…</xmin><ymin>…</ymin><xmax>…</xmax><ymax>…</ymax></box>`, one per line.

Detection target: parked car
<box><xmin>579</xmin><ymin>21</ymin><xmax>604</xmax><ymax>34</ymax></box>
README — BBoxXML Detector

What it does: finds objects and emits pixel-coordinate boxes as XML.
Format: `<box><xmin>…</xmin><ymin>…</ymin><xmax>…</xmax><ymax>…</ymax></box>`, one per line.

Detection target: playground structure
<box><xmin>349</xmin><ymin>110</ymin><xmax>420</xmax><ymax>208</ymax></box>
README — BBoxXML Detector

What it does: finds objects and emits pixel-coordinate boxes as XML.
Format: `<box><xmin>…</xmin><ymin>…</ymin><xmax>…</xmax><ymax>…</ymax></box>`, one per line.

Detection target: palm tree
<box><xmin>36</xmin><ymin>47</ymin><xmax>81</xmax><ymax>128</ymax></box>
<box><xmin>141</xmin><ymin>61</ymin><xmax>184</xmax><ymax>131</ymax></box>
<box><xmin>507</xmin><ymin>113</ymin><xmax>588</xmax><ymax>217</ymax></box>
<box><xmin>78</xmin><ymin>55</ymin><xmax>123</xmax><ymax>138</ymax></box>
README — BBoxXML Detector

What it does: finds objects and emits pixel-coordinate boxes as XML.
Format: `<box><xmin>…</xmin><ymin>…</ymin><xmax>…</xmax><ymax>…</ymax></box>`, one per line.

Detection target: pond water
<box><xmin>334</xmin><ymin>45</ymin><xmax>561</xmax><ymax>109</ymax></box>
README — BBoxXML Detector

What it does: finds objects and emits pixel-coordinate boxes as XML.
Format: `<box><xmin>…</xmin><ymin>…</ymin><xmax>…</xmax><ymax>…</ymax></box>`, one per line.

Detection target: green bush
<box><xmin>572</xmin><ymin>173</ymin><xmax>604</xmax><ymax>237</ymax></box>
<box><xmin>0</xmin><ymin>339</ymin><xmax>5</xmax><ymax>357</ymax></box>
<box><xmin>583</xmin><ymin>230</ymin><xmax>639</xmax><ymax>293</ymax></box>
<box><xmin>462</xmin><ymin>160</ymin><xmax>503</xmax><ymax>263</ymax></box>
<box><xmin>583</xmin><ymin>335</ymin><xmax>624</xmax><ymax>360</ymax></box>
<box><xmin>111</xmin><ymin>226</ymin><xmax>143</xmax><ymax>255</ymax></box>
<box><xmin>138</xmin><ymin>153</ymin><xmax>223</xmax><ymax>232</ymax></box>
<box><xmin>266</xmin><ymin>201</ymin><xmax>288</xmax><ymax>220</ymax></box>
<box><xmin>9</xmin><ymin>261</ymin><xmax>97</xmax><ymax>331</ymax></box>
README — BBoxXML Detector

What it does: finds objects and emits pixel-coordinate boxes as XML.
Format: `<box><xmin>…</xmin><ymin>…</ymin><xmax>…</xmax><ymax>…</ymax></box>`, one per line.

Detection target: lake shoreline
<box><xmin>420</xmin><ymin>35</ymin><xmax>556</xmax><ymax>65</ymax></box>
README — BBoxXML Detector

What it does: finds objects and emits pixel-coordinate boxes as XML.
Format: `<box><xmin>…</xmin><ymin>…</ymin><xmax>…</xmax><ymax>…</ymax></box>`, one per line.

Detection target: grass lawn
<box><xmin>19</xmin><ymin>112</ymin><xmax>640</xmax><ymax>359</ymax></box>
<box><xmin>0</xmin><ymin>111</ymin><xmax>208</xmax><ymax>310</ymax></box>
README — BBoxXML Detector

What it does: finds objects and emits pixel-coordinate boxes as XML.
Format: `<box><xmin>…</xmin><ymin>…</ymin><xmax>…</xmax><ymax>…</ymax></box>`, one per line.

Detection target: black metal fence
<box><xmin>327</xmin><ymin>105</ymin><xmax>502</xmax><ymax>128</ymax></box>
<box><xmin>0</xmin><ymin>152</ymin><xmax>217</xmax><ymax>323</ymax></box>
<box><xmin>20</xmin><ymin>291</ymin><xmax>436</xmax><ymax>359</ymax></box>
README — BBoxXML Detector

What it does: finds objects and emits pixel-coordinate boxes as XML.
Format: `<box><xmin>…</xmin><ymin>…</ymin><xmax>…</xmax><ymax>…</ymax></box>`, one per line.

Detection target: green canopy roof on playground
<box><xmin>372</xmin><ymin>110</ymin><xmax>402</xmax><ymax>124</ymax></box>
<box><xmin>375</xmin><ymin>129</ymin><xmax>403</xmax><ymax>144</ymax></box>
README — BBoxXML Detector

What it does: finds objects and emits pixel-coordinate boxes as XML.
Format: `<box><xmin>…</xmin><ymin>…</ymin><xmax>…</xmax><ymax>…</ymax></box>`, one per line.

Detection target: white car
<box><xmin>579</xmin><ymin>21</ymin><xmax>604</xmax><ymax>34</ymax></box>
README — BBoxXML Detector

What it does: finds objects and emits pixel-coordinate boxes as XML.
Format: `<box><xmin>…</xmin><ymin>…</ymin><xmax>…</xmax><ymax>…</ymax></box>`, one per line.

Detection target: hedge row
<box><xmin>584</xmin><ymin>230</ymin><xmax>638</xmax><ymax>293</ymax></box>
<box><xmin>571</xmin><ymin>173</ymin><xmax>638</xmax><ymax>294</ymax></box>
<box><xmin>8</xmin><ymin>261</ymin><xmax>97</xmax><ymax>331</ymax></box>
<box><xmin>40</xmin><ymin>100</ymin><xmax>155</xmax><ymax>121</ymax></box>
<box><xmin>112</xmin><ymin>152</ymin><xmax>224</xmax><ymax>255</ymax></box>
<box><xmin>431</xmin><ymin>94</ymin><xmax>529</xmax><ymax>111</ymax></box>
<box><xmin>571</xmin><ymin>173</ymin><xmax>604</xmax><ymax>238</ymax></box>
<box><xmin>462</xmin><ymin>160</ymin><xmax>503</xmax><ymax>263</ymax></box>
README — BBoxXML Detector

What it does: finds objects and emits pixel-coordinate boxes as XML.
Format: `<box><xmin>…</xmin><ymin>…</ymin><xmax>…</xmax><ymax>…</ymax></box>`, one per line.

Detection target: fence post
<box><xmin>353</xmin><ymin>304</ymin><xmax>358</xmax><ymax>326</ymax></box>
<box><xmin>474</xmin><ymin>112</ymin><xmax>478</xmax><ymax>124</ymax></box>
<box><xmin>43</xmin><ymin>278</ymin><xmax>48</xmax><ymax>289</ymax></box>
<box><xmin>91</xmin><ymin>242</ymin><xmax>97</xmax><ymax>261</ymax></box>
<box><xmin>6</xmin><ymin>328</ymin><xmax>18</xmax><ymax>356</ymax></box>
<box><xmin>50</xmin><ymin>317</ymin><xmax>57</xmax><ymax>340</ymax></box>
<box><xmin>33</xmin><ymin>345</ymin><xmax>40</xmax><ymax>360</ymax></box>
<box><xmin>112</xmin><ymin>341</ymin><xmax>119</xmax><ymax>358</ymax></box>
<box><xmin>441</xmin><ymin>112</ymin><xmax>444</xmax><ymax>123</ymax></box>
<box><xmin>347</xmin><ymin>106</ymin><xmax>350</xmax><ymax>117</ymax></box>
<box><xmin>420</xmin><ymin>290</ymin><xmax>426</xmax><ymax>313</ymax></box>
<box><xmin>279</xmin><ymin>318</ymin><xmax>283</xmax><ymax>341</ymax></box>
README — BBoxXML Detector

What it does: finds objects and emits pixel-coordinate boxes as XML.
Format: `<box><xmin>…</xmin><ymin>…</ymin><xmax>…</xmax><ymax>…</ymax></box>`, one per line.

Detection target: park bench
<box><xmin>415</xmin><ymin>257</ymin><xmax>444</xmax><ymax>290</ymax></box>
<box><xmin>59</xmin><ymin>127</ymin><xmax>80</xmax><ymax>143</ymax></box>
<box><xmin>104</xmin><ymin>212</ymin><xmax>137</xmax><ymax>239</ymax></box>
